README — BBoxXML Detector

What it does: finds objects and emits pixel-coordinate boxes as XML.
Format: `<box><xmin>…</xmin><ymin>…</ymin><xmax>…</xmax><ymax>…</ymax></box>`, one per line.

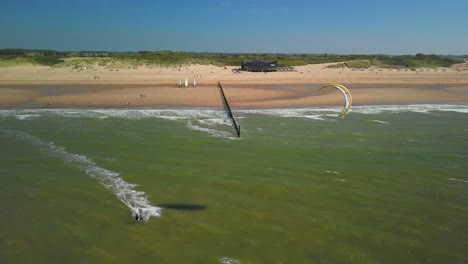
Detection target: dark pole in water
<box><xmin>218</xmin><ymin>81</ymin><xmax>240</xmax><ymax>137</ymax></box>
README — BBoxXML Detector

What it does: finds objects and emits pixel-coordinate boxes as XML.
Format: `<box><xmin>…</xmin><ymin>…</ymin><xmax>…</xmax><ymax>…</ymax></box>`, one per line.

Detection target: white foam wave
<box><xmin>90</xmin><ymin>109</ymin><xmax>236</xmax><ymax>138</ymax></box>
<box><xmin>238</xmin><ymin>108</ymin><xmax>337</xmax><ymax>119</ymax></box>
<box><xmin>186</xmin><ymin>120</ymin><xmax>236</xmax><ymax>139</ymax></box>
<box><xmin>449</xmin><ymin>178</ymin><xmax>468</xmax><ymax>183</ymax></box>
<box><xmin>218</xmin><ymin>257</ymin><xmax>241</xmax><ymax>264</ymax></box>
<box><xmin>350</xmin><ymin>104</ymin><xmax>468</xmax><ymax>114</ymax></box>
<box><xmin>237</xmin><ymin>104</ymin><xmax>468</xmax><ymax>117</ymax></box>
<box><xmin>303</xmin><ymin>114</ymin><xmax>326</xmax><ymax>120</ymax></box>
<box><xmin>0</xmin><ymin>109</ymin><xmax>237</xmax><ymax>139</ymax></box>
<box><xmin>88</xmin><ymin>109</ymin><xmax>230</xmax><ymax>120</ymax></box>
<box><xmin>0</xmin><ymin>109</ymin><xmax>230</xmax><ymax>120</ymax></box>
<box><xmin>1</xmin><ymin>129</ymin><xmax>161</xmax><ymax>221</ymax></box>
<box><xmin>1</xmin><ymin>105</ymin><xmax>467</xmax><ymax>122</ymax></box>
<box><xmin>198</xmin><ymin>118</ymin><xmax>232</xmax><ymax>127</ymax></box>
<box><xmin>369</xmin><ymin>119</ymin><xmax>390</xmax><ymax>124</ymax></box>
<box><xmin>16</xmin><ymin>114</ymin><xmax>42</xmax><ymax>120</ymax></box>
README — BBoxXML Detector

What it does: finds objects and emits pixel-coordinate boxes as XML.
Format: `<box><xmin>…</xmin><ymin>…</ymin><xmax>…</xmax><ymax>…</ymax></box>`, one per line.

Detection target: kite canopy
<box><xmin>319</xmin><ymin>84</ymin><xmax>352</xmax><ymax>117</ymax></box>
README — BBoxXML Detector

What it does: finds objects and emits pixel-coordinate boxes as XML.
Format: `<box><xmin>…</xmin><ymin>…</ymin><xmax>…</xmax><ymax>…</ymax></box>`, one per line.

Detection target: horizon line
<box><xmin>1</xmin><ymin>48</ymin><xmax>467</xmax><ymax>57</ymax></box>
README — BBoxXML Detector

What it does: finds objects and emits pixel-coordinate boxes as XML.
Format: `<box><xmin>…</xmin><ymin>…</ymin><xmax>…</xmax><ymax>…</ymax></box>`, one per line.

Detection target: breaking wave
<box><xmin>236</xmin><ymin>104</ymin><xmax>468</xmax><ymax>117</ymax></box>
<box><xmin>0</xmin><ymin>109</ymin><xmax>238</xmax><ymax>139</ymax></box>
<box><xmin>186</xmin><ymin>120</ymin><xmax>236</xmax><ymax>139</ymax></box>
<box><xmin>1</xmin><ymin>104</ymin><xmax>467</xmax><ymax>138</ymax></box>
<box><xmin>347</xmin><ymin>104</ymin><xmax>468</xmax><ymax>114</ymax></box>
<box><xmin>1</xmin><ymin>105</ymin><xmax>467</xmax><ymax>121</ymax></box>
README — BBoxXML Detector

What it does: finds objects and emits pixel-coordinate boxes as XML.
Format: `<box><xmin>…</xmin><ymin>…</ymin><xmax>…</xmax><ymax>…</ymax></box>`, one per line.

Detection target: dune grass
<box><xmin>325</xmin><ymin>54</ymin><xmax>461</xmax><ymax>70</ymax></box>
<box><xmin>0</xmin><ymin>49</ymin><xmax>463</xmax><ymax>69</ymax></box>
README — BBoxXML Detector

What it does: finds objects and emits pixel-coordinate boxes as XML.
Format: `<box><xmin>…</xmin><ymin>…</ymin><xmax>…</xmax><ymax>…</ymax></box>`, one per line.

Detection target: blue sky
<box><xmin>1</xmin><ymin>0</ymin><xmax>467</xmax><ymax>54</ymax></box>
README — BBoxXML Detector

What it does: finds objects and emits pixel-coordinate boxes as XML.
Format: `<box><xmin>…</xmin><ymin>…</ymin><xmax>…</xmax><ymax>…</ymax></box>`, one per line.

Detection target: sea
<box><xmin>0</xmin><ymin>104</ymin><xmax>467</xmax><ymax>264</ymax></box>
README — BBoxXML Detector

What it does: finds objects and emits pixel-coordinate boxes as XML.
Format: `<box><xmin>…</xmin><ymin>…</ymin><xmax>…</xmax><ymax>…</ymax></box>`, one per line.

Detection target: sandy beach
<box><xmin>1</xmin><ymin>63</ymin><xmax>467</xmax><ymax>108</ymax></box>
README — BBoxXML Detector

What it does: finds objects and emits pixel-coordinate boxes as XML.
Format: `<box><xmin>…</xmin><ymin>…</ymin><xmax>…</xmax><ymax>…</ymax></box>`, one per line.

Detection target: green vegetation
<box><xmin>325</xmin><ymin>54</ymin><xmax>463</xmax><ymax>70</ymax></box>
<box><xmin>326</xmin><ymin>60</ymin><xmax>372</xmax><ymax>69</ymax></box>
<box><xmin>0</xmin><ymin>55</ymin><xmax>65</xmax><ymax>67</ymax></box>
<box><xmin>0</xmin><ymin>49</ymin><xmax>464</xmax><ymax>69</ymax></box>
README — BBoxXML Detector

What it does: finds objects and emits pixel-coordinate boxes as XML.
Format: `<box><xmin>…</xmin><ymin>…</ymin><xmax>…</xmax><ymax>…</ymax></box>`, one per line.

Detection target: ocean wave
<box><xmin>0</xmin><ymin>128</ymin><xmax>161</xmax><ymax>221</ymax></box>
<box><xmin>369</xmin><ymin>119</ymin><xmax>390</xmax><ymax>124</ymax></box>
<box><xmin>198</xmin><ymin>118</ymin><xmax>233</xmax><ymax>127</ymax></box>
<box><xmin>0</xmin><ymin>109</ymin><xmax>238</xmax><ymax>138</ymax></box>
<box><xmin>236</xmin><ymin>104</ymin><xmax>468</xmax><ymax>117</ymax></box>
<box><xmin>349</xmin><ymin>104</ymin><xmax>468</xmax><ymax>114</ymax></box>
<box><xmin>237</xmin><ymin>108</ymin><xmax>337</xmax><ymax>119</ymax></box>
<box><xmin>186</xmin><ymin>120</ymin><xmax>237</xmax><ymax>140</ymax></box>
<box><xmin>15</xmin><ymin>114</ymin><xmax>42</xmax><ymax>120</ymax></box>
<box><xmin>218</xmin><ymin>257</ymin><xmax>241</xmax><ymax>264</ymax></box>
<box><xmin>1</xmin><ymin>104</ymin><xmax>467</xmax><ymax>121</ymax></box>
<box><xmin>0</xmin><ymin>108</ymin><xmax>228</xmax><ymax>120</ymax></box>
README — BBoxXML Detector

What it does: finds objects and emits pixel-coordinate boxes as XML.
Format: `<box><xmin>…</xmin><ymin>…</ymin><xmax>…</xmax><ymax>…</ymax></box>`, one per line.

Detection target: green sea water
<box><xmin>0</xmin><ymin>105</ymin><xmax>467</xmax><ymax>264</ymax></box>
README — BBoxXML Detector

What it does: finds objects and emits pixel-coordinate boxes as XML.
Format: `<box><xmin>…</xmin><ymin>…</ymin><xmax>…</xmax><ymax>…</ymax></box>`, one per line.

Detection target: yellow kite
<box><xmin>319</xmin><ymin>84</ymin><xmax>352</xmax><ymax>118</ymax></box>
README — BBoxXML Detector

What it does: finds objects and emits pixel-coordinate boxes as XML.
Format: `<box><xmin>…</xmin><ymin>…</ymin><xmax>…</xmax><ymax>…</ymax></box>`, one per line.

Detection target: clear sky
<box><xmin>1</xmin><ymin>0</ymin><xmax>467</xmax><ymax>55</ymax></box>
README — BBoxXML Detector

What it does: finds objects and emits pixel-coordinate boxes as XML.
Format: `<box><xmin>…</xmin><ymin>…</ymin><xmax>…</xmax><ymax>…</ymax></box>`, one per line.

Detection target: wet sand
<box><xmin>0</xmin><ymin>64</ymin><xmax>467</xmax><ymax>108</ymax></box>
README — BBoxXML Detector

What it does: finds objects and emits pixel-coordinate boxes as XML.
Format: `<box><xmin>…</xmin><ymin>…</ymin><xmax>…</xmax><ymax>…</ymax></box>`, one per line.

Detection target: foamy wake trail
<box><xmin>2</xmin><ymin>129</ymin><xmax>161</xmax><ymax>221</ymax></box>
<box><xmin>449</xmin><ymin>178</ymin><xmax>468</xmax><ymax>184</ymax></box>
<box><xmin>218</xmin><ymin>257</ymin><xmax>241</xmax><ymax>264</ymax></box>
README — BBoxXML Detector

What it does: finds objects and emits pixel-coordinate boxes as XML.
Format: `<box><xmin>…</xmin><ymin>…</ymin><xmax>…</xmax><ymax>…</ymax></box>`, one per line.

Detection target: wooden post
<box><xmin>218</xmin><ymin>81</ymin><xmax>240</xmax><ymax>137</ymax></box>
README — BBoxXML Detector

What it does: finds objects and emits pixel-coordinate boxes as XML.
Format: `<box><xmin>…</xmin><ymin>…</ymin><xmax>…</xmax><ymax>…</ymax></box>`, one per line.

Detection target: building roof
<box><xmin>242</xmin><ymin>60</ymin><xmax>277</xmax><ymax>64</ymax></box>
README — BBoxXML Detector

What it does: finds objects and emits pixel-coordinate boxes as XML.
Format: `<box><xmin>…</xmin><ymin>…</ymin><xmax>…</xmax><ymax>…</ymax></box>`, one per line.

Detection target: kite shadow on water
<box><xmin>158</xmin><ymin>203</ymin><xmax>207</xmax><ymax>211</ymax></box>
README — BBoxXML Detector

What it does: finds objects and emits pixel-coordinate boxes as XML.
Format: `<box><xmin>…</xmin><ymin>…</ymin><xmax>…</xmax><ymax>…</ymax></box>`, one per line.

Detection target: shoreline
<box><xmin>1</xmin><ymin>83</ymin><xmax>467</xmax><ymax>109</ymax></box>
<box><xmin>1</xmin><ymin>64</ymin><xmax>468</xmax><ymax>108</ymax></box>
<box><xmin>2</xmin><ymin>104</ymin><xmax>468</xmax><ymax>115</ymax></box>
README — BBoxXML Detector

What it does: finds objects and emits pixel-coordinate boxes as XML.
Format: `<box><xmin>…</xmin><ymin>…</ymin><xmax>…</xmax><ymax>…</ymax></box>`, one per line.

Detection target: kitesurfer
<box><xmin>135</xmin><ymin>213</ymin><xmax>144</xmax><ymax>222</ymax></box>
<box><xmin>134</xmin><ymin>208</ymin><xmax>144</xmax><ymax>222</ymax></box>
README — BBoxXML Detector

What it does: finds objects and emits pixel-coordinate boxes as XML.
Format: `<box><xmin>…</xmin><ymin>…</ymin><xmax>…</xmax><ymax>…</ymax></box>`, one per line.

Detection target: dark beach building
<box><xmin>241</xmin><ymin>60</ymin><xmax>278</xmax><ymax>72</ymax></box>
